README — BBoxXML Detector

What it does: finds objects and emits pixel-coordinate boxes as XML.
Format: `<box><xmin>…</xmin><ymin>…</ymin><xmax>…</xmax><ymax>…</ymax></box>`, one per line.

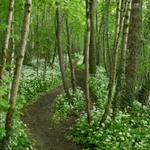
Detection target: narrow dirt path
<box><xmin>22</xmin><ymin>72</ymin><xmax>84</xmax><ymax>150</ymax></box>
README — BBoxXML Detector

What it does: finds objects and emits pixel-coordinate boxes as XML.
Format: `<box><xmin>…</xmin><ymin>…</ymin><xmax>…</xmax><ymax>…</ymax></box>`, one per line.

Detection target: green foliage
<box><xmin>52</xmin><ymin>88</ymin><xmax>85</xmax><ymax>122</ymax></box>
<box><xmin>18</xmin><ymin>71</ymin><xmax>61</xmax><ymax>109</ymax></box>
<box><xmin>90</xmin><ymin>66</ymin><xmax>108</xmax><ymax>108</ymax></box>
<box><xmin>0</xmin><ymin>102</ymin><xmax>34</xmax><ymax>150</ymax></box>
<box><xmin>69</xmin><ymin>102</ymin><xmax>150</xmax><ymax>149</ymax></box>
<box><xmin>8</xmin><ymin>117</ymin><xmax>34</xmax><ymax>150</ymax></box>
<box><xmin>0</xmin><ymin>66</ymin><xmax>61</xmax><ymax>149</ymax></box>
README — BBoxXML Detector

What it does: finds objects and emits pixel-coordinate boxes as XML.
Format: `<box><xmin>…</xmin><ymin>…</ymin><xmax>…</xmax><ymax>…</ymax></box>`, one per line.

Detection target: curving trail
<box><xmin>22</xmin><ymin>72</ymin><xmax>84</xmax><ymax>150</ymax></box>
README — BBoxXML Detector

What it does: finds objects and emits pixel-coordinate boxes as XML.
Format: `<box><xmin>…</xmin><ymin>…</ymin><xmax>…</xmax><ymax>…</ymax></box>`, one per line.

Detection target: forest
<box><xmin>0</xmin><ymin>0</ymin><xmax>150</xmax><ymax>149</ymax></box>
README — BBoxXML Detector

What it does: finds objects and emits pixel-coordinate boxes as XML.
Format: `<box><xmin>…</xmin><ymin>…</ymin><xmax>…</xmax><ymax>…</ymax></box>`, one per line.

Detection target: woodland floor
<box><xmin>22</xmin><ymin>72</ymin><xmax>85</xmax><ymax>150</ymax></box>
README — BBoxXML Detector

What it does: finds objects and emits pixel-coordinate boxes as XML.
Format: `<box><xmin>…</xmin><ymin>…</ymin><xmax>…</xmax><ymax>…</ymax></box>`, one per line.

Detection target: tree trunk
<box><xmin>8</xmin><ymin>22</ymin><xmax>15</xmax><ymax>100</ymax></box>
<box><xmin>1</xmin><ymin>0</ymin><xmax>32</xmax><ymax>149</ymax></box>
<box><xmin>51</xmin><ymin>41</ymin><xmax>57</xmax><ymax>68</ymax></box>
<box><xmin>66</xmin><ymin>18</ymin><xmax>76</xmax><ymax>92</ymax></box>
<box><xmin>89</xmin><ymin>0</ymin><xmax>96</xmax><ymax>75</ymax></box>
<box><xmin>0</xmin><ymin>0</ymin><xmax>15</xmax><ymax>84</ymax></box>
<box><xmin>85</xmin><ymin>0</ymin><xmax>92</xmax><ymax>123</ymax></box>
<box><xmin>56</xmin><ymin>2</ymin><xmax>70</xmax><ymax>97</ymax></box>
<box><xmin>43</xmin><ymin>54</ymin><xmax>48</xmax><ymax>81</ymax></box>
<box><xmin>121</xmin><ymin>0</ymin><xmax>142</xmax><ymax>109</ymax></box>
<box><xmin>112</xmin><ymin>0</ymin><xmax>132</xmax><ymax>116</ymax></box>
<box><xmin>99</xmin><ymin>0</ymin><xmax>123</xmax><ymax>126</ymax></box>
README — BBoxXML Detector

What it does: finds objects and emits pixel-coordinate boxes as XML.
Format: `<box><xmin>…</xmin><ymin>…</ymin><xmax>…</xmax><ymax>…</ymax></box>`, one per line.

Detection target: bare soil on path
<box><xmin>22</xmin><ymin>72</ymin><xmax>85</xmax><ymax>150</ymax></box>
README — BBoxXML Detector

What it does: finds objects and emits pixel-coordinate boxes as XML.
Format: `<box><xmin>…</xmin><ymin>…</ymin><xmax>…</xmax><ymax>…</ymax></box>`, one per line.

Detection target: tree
<box><xmin>85</xmin><ymin>0</ymin><xmax>92</xmax><ymax>123</ymax></box>
<box><xmin>0</xmin><ymin>0</ymin><xmax>15</xmax><ymax>84</ymax></box>
<box><xmin>122</xmin><ymin>0</ymin><xmax>142</xmax><ymax>109</ymax></box>
<box><xmin>113</xmin><ymin>0</ymin><xmax>132</xmax><ymax>115</ymax></box>
<box><xmin>99</xmin><ymin>0</ymin><xmax>124</xmax><ymax>125</ymax></box>
<box><xmin>56</xmin><ymin>2</ymin><xmax>70</xmax><ymax>97</ymax></box>
<box><xmin>1</xmin><ymin>0</ymin><xmax>32</xmax><ymax>149</ymax></box>
<box><xmin>66</xmin><ymin>17</ymin><xmax>76</xmax><ymax>92</ymax></box>
<box><xmin>89</xmin><ymin>0</ymin><xmax>96</xmax><ymax>74</ymax></box>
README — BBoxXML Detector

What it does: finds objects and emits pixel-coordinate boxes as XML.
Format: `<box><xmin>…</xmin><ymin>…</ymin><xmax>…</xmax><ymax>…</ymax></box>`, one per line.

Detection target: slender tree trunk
<box><xmin>112</xmin><ymin>0</ymin><xmax>132</xmax><ymax>115</ymax></box>
<box><xmin>96</xmin><ymin>16</ymin><xmax>103</xmax><ymax>66</ymax></box>
<box><xmin>0</xmin><ymin>0</ymin><xmax>15</xmax><ymax>84</ymax></box>
<box><xmin>1</xmin><ymin>1</ymin><xmax>32</xmax><ymax>149</ymax></box>
<box><xmin>35</xmin><ymin>6</ymin><xmax>39</xmax><ymax>76</ymax></box>
<box><xmin>105</xmin><ymin>0</ymin><xmax>111</xmax><ymax>78</ymax></box>
<box><xmin>99</xmin><ymin>0</ymin><xmax>123</xmax><ymax>126</ymax></box>
<box><xmin>85</xmin><ymin>0</ymin><xmax>92</xmax><ymax>123</ymax></box>
<box><xmin>43</xmin><ymin>54</ymin><xmax>47</xmax><ymax>81</ymax></box>
<box><xmin>89</xmin><ymin>0</ymin><xmax>96</xmax><ymax>74</ymax></box>
<box><xmin>66</xmin><ymin>18</ymin><xmax>76</xmax><ymax>92</ymax></box>
<box><xmin>51</xmin><ymin>41</ymin><xmax>57</xmax><ymax>68</ymax></box>
<box><xmin>8</xmin><ymin>22</ymin><xmax>15</xmax><ymax>100</ymax></box>
<box><xmin>102</xmin><ymin>21</ymin><xmax>108</xmax><ymax>75</ymax></box>
<box><xmin>120</xmin><ymin>0</ymin><xmax>132</xmax><ymax>81</ymax></box>
<box><xmin>56</xmin><ymin>2</ymin><xmax>70</xmax><ymax>97</ymax></box>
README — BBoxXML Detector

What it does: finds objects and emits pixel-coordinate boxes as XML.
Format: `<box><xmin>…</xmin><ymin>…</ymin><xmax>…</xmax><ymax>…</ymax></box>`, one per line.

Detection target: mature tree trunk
<box><xmin>121</xmin><ymin>0</ymin><xmax>142</xmax><ymax>109</ymax></box>
<box><xmin>56</xmin><ymin>2</ymin><xmax>70</xmax><ymax>97</ymax></box>
<box><xmin>0</xmin><ymin>0</ymin><xmax>15</xmax><ymax>84</ymax></box>
<box><xmin>66</xmin><ymin>18</ymin><xmax>76</xmax><ymax>92</ymax></box>
<box><xmin>89</xmin><ymin>0</ymin><xmax>96</xmax><ymax>74</ymax></box>
<box><xmin>85</xmin><ymin>0</ymin><xmax>92</xmax><ymax>123</ymax></box>
<box><xmin>1</xmin><ymin>0</ymin><xmax>32</xmax><ymax>149</ymax></box>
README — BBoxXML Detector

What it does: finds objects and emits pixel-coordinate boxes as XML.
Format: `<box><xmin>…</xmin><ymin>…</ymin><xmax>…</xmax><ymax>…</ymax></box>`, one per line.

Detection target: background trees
<box><xmin>0</xmin><ymin>0</ymin><xmax>150</xmax><ymax>149</ymax></box>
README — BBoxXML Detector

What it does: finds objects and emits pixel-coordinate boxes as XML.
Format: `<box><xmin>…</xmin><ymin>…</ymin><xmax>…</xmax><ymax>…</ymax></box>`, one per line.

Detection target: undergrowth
<box><xmin>0</xmin><ymin>65</ymin><xmax>61</xmax><ymax>149</ymax></box>
<box><xmin>68</xmin><ymin>102</ymin><xmax>150</xmax><ymax>150</ymax></box>
<box><xmin>67</xmin><ymin>67</ymin><xmax>150</xmax><ymax>150</ymax></box>
<box><xmin>52</xmin><ymin>88</ymin><xmax>85</xmax><ymax>122</ymax></box>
